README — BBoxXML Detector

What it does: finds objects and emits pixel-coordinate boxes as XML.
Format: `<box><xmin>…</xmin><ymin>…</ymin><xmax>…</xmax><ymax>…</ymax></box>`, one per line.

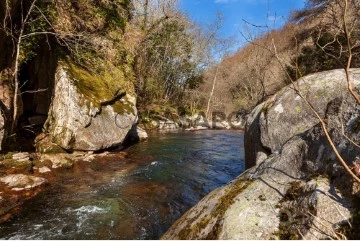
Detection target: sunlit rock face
<box><xmin>163</xmin><ymin>69</ymin><xmax>360</xmax><ymax>240</ymax></box>
<box><xmin>45</xmin><ymin>61</ymin><xmax>137</xmax><ymax>151</ymax></box>
<box><xmin>245</xmin><ymin>68</ymin><xmax>360</xmax><ymax>168</ymax></box>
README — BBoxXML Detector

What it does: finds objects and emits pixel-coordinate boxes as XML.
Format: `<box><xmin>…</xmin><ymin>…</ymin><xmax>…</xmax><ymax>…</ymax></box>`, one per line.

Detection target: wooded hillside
<box><xmin>200</xmin><ymin>0</ymin><xmax>360</xmax><ymax>114</ymax></box>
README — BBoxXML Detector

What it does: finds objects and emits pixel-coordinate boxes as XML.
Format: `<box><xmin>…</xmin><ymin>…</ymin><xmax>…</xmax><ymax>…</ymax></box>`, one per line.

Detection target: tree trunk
<box><xmin>206</xmin><ymin>63</ymin><xmax>220</xmax><ymax>119</ymax></box>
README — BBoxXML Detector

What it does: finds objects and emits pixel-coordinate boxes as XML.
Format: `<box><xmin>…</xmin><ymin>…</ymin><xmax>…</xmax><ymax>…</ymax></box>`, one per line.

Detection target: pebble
<box><xmin>39</xmin><ymin>166</ymin><xmax>51</xmax><ymax>173</ymax></box>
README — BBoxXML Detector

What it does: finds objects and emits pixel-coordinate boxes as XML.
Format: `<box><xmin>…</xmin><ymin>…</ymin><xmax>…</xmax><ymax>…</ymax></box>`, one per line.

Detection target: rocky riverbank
<box><xmin>162</xmin><ymin>69</ymin><xmax>360</xmax><ymax>240</ymax></box>
<box><xmin>0</xmin><ymin>150</ymin><xmax>132</xmax><ymax>224</ymax></box>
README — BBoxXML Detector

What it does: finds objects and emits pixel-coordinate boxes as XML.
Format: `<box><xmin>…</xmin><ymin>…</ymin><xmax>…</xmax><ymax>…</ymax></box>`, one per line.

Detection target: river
<box><xmin>0</xmin><ymin>130</ymin><xmax>244</xmax><ymax>239</ymax></box>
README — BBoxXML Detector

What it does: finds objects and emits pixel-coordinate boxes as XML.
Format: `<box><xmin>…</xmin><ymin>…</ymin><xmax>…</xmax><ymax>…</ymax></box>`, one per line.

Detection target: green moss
<box><xmin>111</xmin><ymin>94</ymin><xmax>135</xmax><ymax>115</ymax></box>
<box><xmin>4</xmin><ymin>152</ymin><xmax>14</xmax><ymax>160</ymax></box>
<box><xmin>33</xmin><ymin>159</ymin><xmax>53</xmax><ymax>169</ymax></box>
<box><xmin>177</xmin><ymin>177</ymin><xmax>254</xmax><ymax>239</ymax></box>
<box><xmin>142</xmin><ymin>105</ymin><xmax>180</xmax><ymax>124</ymax></box>
<box><xmin>206</xmin><ymin>179</ymin><xmax>253</xmax><ymax>239</ymax></box>
<box><xmin>61</xmin><ymin>158</ymin><xmax>74</xmax><ymax>169</ymax></box>
<box><xmin>65</xmin><ymin>58</ymin><xmax>130</xmax><ymax>98</ymax></box>
<box><xmin>36</xmin><ymin>141</ymin><xmax>66</xmax><ymax>154</ymax></box>
<box><xmin>295</xmin><ymin>106</ymin><xmax>302</xmax><ymax>113</ymax></box>
<box><xmin>274</xmin><ymin>181</ymin><xmax>315</xmax><ymax>240</ymax></box>
<box><xmin>60</xmin><ymin>58</ymin><xmax>135</xmax><ymax>115</ymax></box>
<box><xmin>0</xmin><ymin>159</ymin><xmax>33</xmax><ymax>175</ymax></box>
<box><xmin>280</xmin><ymin>181</ymin><xmax>305</xmax><ymax>203</ymax></box>
<box><xmin>261</xmin><ymin>101</ymin><xmax>274</xmax><ymax>116</ymax></box>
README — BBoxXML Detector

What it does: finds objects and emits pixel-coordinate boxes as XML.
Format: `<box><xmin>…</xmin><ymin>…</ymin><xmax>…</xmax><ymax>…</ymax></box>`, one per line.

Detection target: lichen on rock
<box><xmin>163</xmin><ymin>69</ymin><xmax>360</xmax><ymax>240</ymax></box>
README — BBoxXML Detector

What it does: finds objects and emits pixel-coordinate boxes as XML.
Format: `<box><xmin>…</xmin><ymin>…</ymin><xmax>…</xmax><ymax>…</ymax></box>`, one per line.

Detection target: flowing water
<box><xmin>0</xmin><ymin>130</ymin><xmax>244</xmax><ymax>239</ymax></box>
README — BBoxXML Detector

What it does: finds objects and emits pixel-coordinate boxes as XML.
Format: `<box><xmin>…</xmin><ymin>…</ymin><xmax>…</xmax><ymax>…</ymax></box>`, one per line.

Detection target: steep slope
<box><xmin>200</xmin><ymin>0</ymin><xmax>360</xmax><ymax>114</ymax></box>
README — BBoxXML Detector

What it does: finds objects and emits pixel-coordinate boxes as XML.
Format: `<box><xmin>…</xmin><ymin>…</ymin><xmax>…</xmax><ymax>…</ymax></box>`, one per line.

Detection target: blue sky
<box><xmin>180</xmin><ymin>0</ymin><xmax>305</xmax><ymax>49</ymax></box>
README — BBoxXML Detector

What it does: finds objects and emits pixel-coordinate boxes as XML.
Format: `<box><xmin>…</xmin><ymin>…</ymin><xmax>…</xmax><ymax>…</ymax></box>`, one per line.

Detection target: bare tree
<box><xmin>1</xmin><ymin>0</ymin><xmax>108</xmax><ymax>138</ymax></box>
<box><xmin>240</xmin><ymin>0</ymin><xmax>360</xmax><ymax>183</ymax></box>
<box><xmin>276</xmin><ymin>0</ymin><xmax>360</xmax><ymax>183</ymax></box>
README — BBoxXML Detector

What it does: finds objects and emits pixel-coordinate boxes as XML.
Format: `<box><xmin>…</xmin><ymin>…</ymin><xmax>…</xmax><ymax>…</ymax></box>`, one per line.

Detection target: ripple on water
<box><xmin>0</xmin><ymin>130</ymin><xmax>245</xmax><ymax>239</ymax></box>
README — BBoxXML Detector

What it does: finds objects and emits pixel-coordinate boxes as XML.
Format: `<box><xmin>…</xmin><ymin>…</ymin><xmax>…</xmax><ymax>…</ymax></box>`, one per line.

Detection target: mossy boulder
<box><xmin>245</xmin><ymin>69</ymin><xmax>360</xmax><ymax>168</ymax></box>
<box><xmin>163</xmin><ymin>134</ymin><xmax>355</xmax><ymax>239</ymax></box>
<box><xmin>44</xmin><ymin>60</ymin><xmax>137</xmax><ymax>151</ymax></box>
<box><xmin>164</xmin><ymin>69</ymin><xmax>360</xmax><ymax>239</ymax></box>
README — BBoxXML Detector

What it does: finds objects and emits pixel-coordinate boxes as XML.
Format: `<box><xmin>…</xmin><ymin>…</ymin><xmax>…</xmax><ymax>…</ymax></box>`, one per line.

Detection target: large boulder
<box><xmin>163</xmin><ymin>69</ymin><xmax>360</xmax><ymax>240</ymax></box>
<box><xmin>244</xmin><ymin>101</ymin><xmax>271</xmax><ymax>168</ymax></box>
<box><xmin>45</xmin><ymin>60</ymin><xmax>137</xmax><ymax>151</ymax></box>
<box><xmin>162</xmin><ymin>134</ymin><xmax>355</xmax><ymax>239</ymax></box>
<box><xmin>245</xmin><ymin>69</ymin><xmax>360</xmax><ymax>168</ymax></box>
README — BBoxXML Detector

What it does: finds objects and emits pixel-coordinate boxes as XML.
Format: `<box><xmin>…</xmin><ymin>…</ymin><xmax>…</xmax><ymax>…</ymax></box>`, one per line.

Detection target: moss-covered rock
<box><xmin>245</xmin><ymin>69</ymin><xmax>360</xmax><ymax>168</ymax></box>
<box><xmin>34</xmin><ymin>154</ymin><xmax>75</xmax><ymax>169</ymax></box>
<box><xmin>44</xmin><ymin>60</ymin><xmax>137</xmax><ymax>151</ymax></box>
<box><xmin>164</xmin><ymin>69</ymin><xmax>360</xmax><ymax>240</ymax></box>
<box><xmin>0</xmin><ymin>159</ymin><xmax>32</xmax><ymax>176</ymax></box>
<box><xmin>163</xmin><ymin>135</ymin><xmax>354</xmax><ymax>240</ymax></box>
<box><xmin>35</xmin><ymin>133</ymin><xmax>66</xmax><ymax>154</ymax></box>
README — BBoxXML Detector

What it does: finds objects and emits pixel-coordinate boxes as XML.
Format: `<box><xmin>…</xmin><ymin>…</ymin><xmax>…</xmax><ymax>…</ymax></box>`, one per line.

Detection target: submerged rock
<box><xmin>0</xmin><ymin>174</ymin><xmax>47</xmax><ymax>223</ymax></box>
<box><xmin>45</xmin><ymin>60</ymin><xmax>137</xmax><ymax>151</ymax></box>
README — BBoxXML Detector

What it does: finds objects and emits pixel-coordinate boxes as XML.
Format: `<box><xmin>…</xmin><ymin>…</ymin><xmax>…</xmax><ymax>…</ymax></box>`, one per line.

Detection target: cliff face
<box><xmin>0</xmin><ymin>0</ymin><xmax>137</xmax><ymax>152</ymax></box>
<box><xmin>0</xmin><ymin>0</ymin><xmax>21</xmax><ymax>150</ymax></box>
<box><xmin>162</xmin><ymin>69</ymin><xmax>360</xmax><ymax>240</ymax></box>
